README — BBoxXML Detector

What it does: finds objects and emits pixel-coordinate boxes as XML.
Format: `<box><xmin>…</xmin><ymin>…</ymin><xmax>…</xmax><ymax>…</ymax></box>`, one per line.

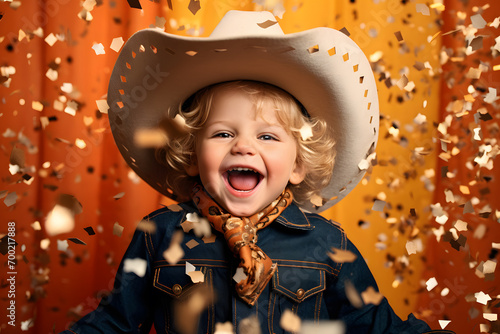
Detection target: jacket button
<box><xmin>173</xmin><ymin>284</ymin><xmax>182</xmax><ymax>296</ymax></box>
<box><xmin>296</xmin><ymin>288</ymin><xmax>305</xmax><ymax>299</ymax></box>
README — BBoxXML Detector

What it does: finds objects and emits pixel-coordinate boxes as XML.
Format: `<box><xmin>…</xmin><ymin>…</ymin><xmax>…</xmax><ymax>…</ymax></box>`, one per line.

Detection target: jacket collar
<box><xmin>274</xmin><ymin>202</ymin><xmax>314</xmax><ymax>230</ymax></box>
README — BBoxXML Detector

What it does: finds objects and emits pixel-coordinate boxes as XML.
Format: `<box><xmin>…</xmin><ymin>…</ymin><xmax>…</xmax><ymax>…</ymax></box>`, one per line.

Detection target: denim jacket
<box><xmin>62</xmin><ymin>202</ymin><xmax>442</xmax><ymax>334</ymax></box>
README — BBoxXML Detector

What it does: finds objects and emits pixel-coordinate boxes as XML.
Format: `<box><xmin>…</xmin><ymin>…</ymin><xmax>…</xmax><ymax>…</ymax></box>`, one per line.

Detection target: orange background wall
<box><xmin>0</xmin><ymin>1</ymin><xmax>498</xmax><ymax>333</ymax></box>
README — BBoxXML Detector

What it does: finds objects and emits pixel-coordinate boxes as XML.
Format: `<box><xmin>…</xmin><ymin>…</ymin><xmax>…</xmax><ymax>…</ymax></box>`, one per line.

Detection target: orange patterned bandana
<box><xmin>192</xmin><ymin>184</ymin><xmax>293</xmax><ymax>305</ymax></box>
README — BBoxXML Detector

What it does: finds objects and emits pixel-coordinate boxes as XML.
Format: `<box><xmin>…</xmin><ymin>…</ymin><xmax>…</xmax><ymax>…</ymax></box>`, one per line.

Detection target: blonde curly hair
<box><xmin>156</xmin><ymin>81</ymin><xmax>336</xmax><ymax>206</ymax></box>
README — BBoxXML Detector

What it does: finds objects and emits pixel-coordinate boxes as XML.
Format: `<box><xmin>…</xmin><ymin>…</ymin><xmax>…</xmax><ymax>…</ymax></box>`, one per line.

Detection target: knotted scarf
<box><xmin>191</xmin><ymin>184</ymin><xmax>293</xmax><ymax>305</ymax></box>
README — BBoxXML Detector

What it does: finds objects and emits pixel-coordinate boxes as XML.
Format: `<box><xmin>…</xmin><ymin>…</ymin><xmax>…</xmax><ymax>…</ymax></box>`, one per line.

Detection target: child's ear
<box><xmin>289</xmin><ymin>162</ymin><xmax>306</xmax><ymax>185</ymax></box>
<box><xmin>185</xmin><ymin>154</ymin><xmax>199</xmax><ymax>176</ymax></box>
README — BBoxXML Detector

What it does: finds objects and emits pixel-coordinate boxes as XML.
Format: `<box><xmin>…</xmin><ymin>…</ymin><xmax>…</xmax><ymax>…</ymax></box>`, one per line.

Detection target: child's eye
<box><xmin>213</xmin><ymin>132</ymin><xmax>232</xmax><ymax>138</ymax></box>
<box><xmin>259</xmin><ymin>134</ymin><xmax>278</xmax><ymax>141</ymax></box>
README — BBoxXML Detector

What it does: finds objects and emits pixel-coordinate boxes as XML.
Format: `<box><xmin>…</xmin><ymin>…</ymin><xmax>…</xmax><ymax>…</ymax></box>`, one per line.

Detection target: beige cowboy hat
<box><xmin>107</xmin><ymin>10</ymin><xmax>379</xmax><ymax>213</ymax></box>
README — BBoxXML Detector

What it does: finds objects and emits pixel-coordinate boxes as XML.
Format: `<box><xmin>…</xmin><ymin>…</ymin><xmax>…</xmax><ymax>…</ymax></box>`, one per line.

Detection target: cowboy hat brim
<box><xmin>107</xmin><ymin>11</ymin><xmax>379</xmax><ymax>213</ymax></box>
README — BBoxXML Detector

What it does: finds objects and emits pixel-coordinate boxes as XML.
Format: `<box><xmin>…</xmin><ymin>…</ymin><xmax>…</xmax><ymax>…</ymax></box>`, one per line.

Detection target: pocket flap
<box><xmin>272</xmin><ymin>264</ymin><xmax>326</xmax><ymax>303</ymax></box>
<box><xmin>153</xmin><ymin>265</ymin><xmax>205</xmax><ymax>299</ymax></box>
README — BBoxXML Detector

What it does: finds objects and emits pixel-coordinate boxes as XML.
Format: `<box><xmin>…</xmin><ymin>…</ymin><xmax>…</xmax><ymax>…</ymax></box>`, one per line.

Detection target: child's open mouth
<box><xmin>224</xmin><ymin>167</ymin><xmax>263</xmax><ymax>192</ymax></box>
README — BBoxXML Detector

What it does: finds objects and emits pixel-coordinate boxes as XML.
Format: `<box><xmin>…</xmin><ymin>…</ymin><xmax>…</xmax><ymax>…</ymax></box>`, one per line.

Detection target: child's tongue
<box><xmin>227</xmin><ymin>170</ymin><xmax>260</xmax><ymax>191</ymax></box>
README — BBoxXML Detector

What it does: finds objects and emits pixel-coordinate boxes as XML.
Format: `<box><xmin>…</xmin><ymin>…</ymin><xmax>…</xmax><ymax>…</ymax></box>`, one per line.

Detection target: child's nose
<box><xmin>230</xmin><ymin>137</ymin><xmax>256</xmax><ymax>155</ymax></box>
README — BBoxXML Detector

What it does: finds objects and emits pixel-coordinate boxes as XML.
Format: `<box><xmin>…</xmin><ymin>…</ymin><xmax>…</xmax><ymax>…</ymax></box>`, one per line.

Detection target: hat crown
<box><xmin>209</xmin><ymin>10</ymin><xmax>284</xmax><ymax>38</ymax></box>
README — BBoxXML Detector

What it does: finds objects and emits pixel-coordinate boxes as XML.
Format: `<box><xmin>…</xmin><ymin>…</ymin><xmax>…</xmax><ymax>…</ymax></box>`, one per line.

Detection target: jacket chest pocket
<box><xmin>269</xmin><ymin>264</ymin><xmax>326</xmax><ymax>333</ymax></box>
<box><xmin>153</xmin><ymin>264</ymin><xmax>215</xmax><ymax>333</ymax></box>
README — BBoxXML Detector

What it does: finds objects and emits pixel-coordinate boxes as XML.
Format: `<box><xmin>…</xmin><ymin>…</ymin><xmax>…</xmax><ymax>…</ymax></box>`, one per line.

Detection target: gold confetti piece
<box><xmin>113</xmin><ymin>192</ymin><xmax>125</xmax><ymax>200</ymax></box>
<box><xmin>466</xmin><ymin>67</ymin><xmax>482</xmax><ymax>79</ymax></box>
<box><xmin>459</xmin><ymin>185</ymin><xmax>470</xmax><ymax>194</ymax></box>
<box><xmin>484</xmin><ymin>88</ymin><xmax>498</xmax><ymax>104</ymax></box>
<box><xmin>31</xmin><ymin>221</ymin><xmax>41</xmax><ymax>230</ymax></box>
<box><xmin>444</xmin><ymin>189</ymin><xmax>454</xmax><ymax>203</ymax></box>
<box><xmin>429</xmin><ymin>31</ymin><xmax>441</xmax><ymax>43</ymax></box>
<box><xmin>32</xmin><ymin>101</ymin><xmax>44</xmax><ymax>111</ymax></box>
<box><xmin>18</xmin><ymin>29</ymin><xmax>26</xmax><ymax>41</ymax></box>
<box><xmin>493</xmin><ymin>64</ymin><xmax>500</xmax><ymax>71</ymax></box>
<box><xmin>45</xmin><ymin>204</ymin><xmax>74</xmax><ymax>235</ymax></box>
<box><xmin>473</xmin><ymin>224</ymin><xmax>486</xmax><ymax>239</ymax></box>
<box><xmin>96</xmin><ymin>99</ymin><xmax>109</xmax><ymax>114</ymax></box>
<box><xmin>309</xmin><ymin>193</ymin><xmax>323</xmax><ymax>207</ymax></box>
<box><xmin>328</xmin><ymin>247</ymin><xmax>357</xmax><ymax>263</ymax></box>
<box><xmin>299</xmin><ymin>123</ymin><xmax>313</xmax><ymax>140</ymax></box>
<box><xmin>233</xmin><ymin>267</ymin><xmax>247</xmax><ymax>283</ymax></box>
<box><xmin>215</xmin><ymin>322</ymin><xmax>234</xmax><ymax>334</ymax></box>
<box><xmin>188</xmin><ymin>0</ymin><xmax>201</xmax><ymax>15</ymax></box>
<box><xmin>75</xmin><ymin>138</ymin><xmax>86</xmax><ymax>149</ymax></box>
<box><xmin>110</xmin><ymin>37</ymin><xmax>124</xmax><ymax>52</ymax></box>
<box><xmin>57</xmin><ymin>239</ymin><xmax>69</xmax><ymax>252</ymax></box>
<box><xmin>124</xmin><ymin>258</ymin><xmax>147</xmax><ymax>277</ymax></box>
<box><xmin>439</xmin><ymin>320</ymin><xmax>451</xmax><ymax>329</ymax></box>
<box><xmin>181</xmin><ymin>220</ymin><xmax>194</xmax><ymax>233</ymax></box>
<box><xmin>371</xmin><ymin>199</ymin><xmax>385</xmax><ymax>212</ymax></box>
<box><xmin>68</xmin><ymin>238</ymin><xmax>86</xmax><ymax>245</ymax></box>
<box><xmin>344</xmin><ymin>279</ymin><xmax>363</xmax><ymax>308</ymax></box>
<box><xmin>470</xmin><ymin>13</ymin><xmax>487</xmax><ymax>29</ymax></box>
<box><xmin>280</xmin><ymin>309</ymin><xmax>301</xmax><ymax>333</ymax></box>
<box><xmin>137</xmin><ymin>220</ymin><xmax>156</xmax><ymax>234</ymax></box>
<box><xmin>40</xmin><ymin>239</ymin><xmax>50</xmax><ymax>250</ymax></box>
<box><xmin>167</xmin><ymin>203</ymin><xmax>183</xmax><ymax>212</ymax></box>
<box><xmin>475</xmin><ymin>291</ymin><xmax>491</xmax><ymax>305</ymax></box>
<box><xmin>257</xmin><ymin>20</ymin><xmax>278</xmax><ymax>29</ymax></box>
<box><xmin>202</xmin><ymin>234</ymin><xmax>216</xmax><ymax>244</ymax></box>
<box><xmin>134</xmin><ymin>128</ymin><xmax>168</xmax><ymax>148</ymax></box>
<box><xmin>163</xmin><ymin>242</ymin><xmax>184</xmax><ymax>264</ymax></box>
<box><xmin>307</xmin><ymin>45</ymin><xmax>319</xmax><ymax>54</ymax></box>
<box><xmin>492</xmin><ymin>242</ymin><xmax>500</xmax><ymax>249</ymax></box>
<box><xmin>463</xmin><ymin>201</ymin><xmax>474</xmax><ymax>214</ymax></box>
<box><xmin>92</xmin><ymin>43</ymin><xmax>105</xmax><ymax>55</ymax></box>
<box><xmin>186</xmin><ymin>239</ymin><xmax>199</xmax><ymax>249</ymax></box>
<box><xmin>416</xmin><ymin>3</ymin><xmax>430</xmax><ymax>16</ymax></box>
<box><xmin>64</xmin><ymin>101</ymin><xmax>78</xmax><ymax>116</ymax></box>
<box><xmin>483</xmin><ymin>313</ymin><xmax>497</xmax><ymax>321</ymax></box>
<box><xmin>406</xmin><ymin>240</ymin><xmax>418</xmax><ymax>255</ymax></box>
<box><xmin>454</xmin><ymin>220</ymin><xmax>468</xmax><ymax>231</ymax></box>
<box><xmin>44</xmin><ymin>33</ymin><xmax>57</xmax><ymax>46</ymax></box>
<box><xmin>426</xmin><ymin>277</ymin><xmax>438</xmax><ymax>291</ymax></box>
<box><xmin>45</xmin><ymin>68</ymin><xmax>59</xmax><ymax>81</ymax></box>
<box><xmin>394</xmin><ymin>31</ymin><xmax>403</xmax><ymax>42</ymax></box>
<box><xmin>361</xmin><ymin>286</ymin><xmax>383</xmax><ymax>305</ymax></box>
<box><xmin>113</xmin><ymin>222</ymin><xmax>124</xmax><ymax>237</ymax></box>
<box><xmin>483</xmin><ymin>260</ymin><xmax>496</xmax><ymax>274</ymax></box>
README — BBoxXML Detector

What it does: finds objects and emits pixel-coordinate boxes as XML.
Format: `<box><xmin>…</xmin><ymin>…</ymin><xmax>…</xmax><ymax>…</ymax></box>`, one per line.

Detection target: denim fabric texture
<box><xmin>62</xmin><ymin>202</ymin><xmax>436</xmax><ymax>334</ymax></box>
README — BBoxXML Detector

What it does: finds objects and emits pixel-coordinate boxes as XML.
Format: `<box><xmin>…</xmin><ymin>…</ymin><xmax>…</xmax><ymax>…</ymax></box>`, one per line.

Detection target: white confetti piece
<box><xmin>372</xmin><ymin>199</ymin><xmax>385</xmax><ymax>212</ymax></box>
<box><xmin>280</xmin><ymin>309</ymin><xmax>301</xmax><ymax>333</ymax></box>
<box><xmin>185</xmin><ymin>261</ymin><xmax>196</xmax><ymax>275</ymax></box>
<box><xmin>96</xmin><ymin>99</ymin><xmax>109</xmax><ymax>114</ymax></box>
<box><xmin>233</xmin><ymin>267</ymin><xmax>247</xmax><ymax>283</ymax></box>
<box><xmin>426</xmin><ymin>277</ymin><xmax>438</xmax><ymax>291</ymax></box>
<box><xmin>110</xmin><ymin>37</ymin><xmax>124</xmax><ymax>52</ymax></box>
<box><xmin>45</xmin><ymin>33</ymin><xmax>57</xmax><ymax>46</ymax></box>
<box><xmin>439</xmin><ymin>320</ymin><xmax>451</xmax><ymax>329</ymax></box>
<box><xmin>124</xmin><ymin>258</ymin><xmax>147</xmax><ymax>277</ymax></box>
<box><xmin>45</xmin><ymin>204</ymin><xmax>75</xmax><ymax>236</ymax></box>
<box><xmin>471</xmin><ymin>14</ymin><xmax>487</xmax><ymax>29</ymax></box>
<box><xmin>454</xmin><ymin>220</ymin><xmax>468</xmax><ymax>231</ymax></box>
<box><xmin>57</xmin><ymin>239</ymin><xmax>69</xmax><ymax>252</ymax></box>
<box><xmin>416</xmin><ymin>3</ymin><xmax>430</xmax><ymax>16</ymax></box>
<box><xmin>299</xmin><ymin>123</ymin><xmax>313</xmax><ymax>140</ymax></box>
<box><xmin>484</xmin><ymin>313</ymin><xmax>498</xmax><ymax>321</ymax></box>
<box><xmin>475</xmin><ymin>291</ymin><xmax>491</xmax><ymax>305</ymax></box>
<box><xmin>113</xmin><ymin>222</ymin><xmax>124</xmax><ymax>237</ymax></box>
<box><xmin>92</xmin><ymin>43</ymin><xmax>105</xmax><ymax>55</ymax></box>
<box><xmin>188</xmin><ymin>270</ymin><xmax>205</xmax><ymax>283</ymax></box>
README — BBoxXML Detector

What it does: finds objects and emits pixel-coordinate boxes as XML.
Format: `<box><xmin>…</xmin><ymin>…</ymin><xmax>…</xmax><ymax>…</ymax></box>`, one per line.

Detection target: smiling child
<box><xmin>61</xmin><ymin>10</ymin><xmax>450</xmax><ymax>334</ymax></box>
